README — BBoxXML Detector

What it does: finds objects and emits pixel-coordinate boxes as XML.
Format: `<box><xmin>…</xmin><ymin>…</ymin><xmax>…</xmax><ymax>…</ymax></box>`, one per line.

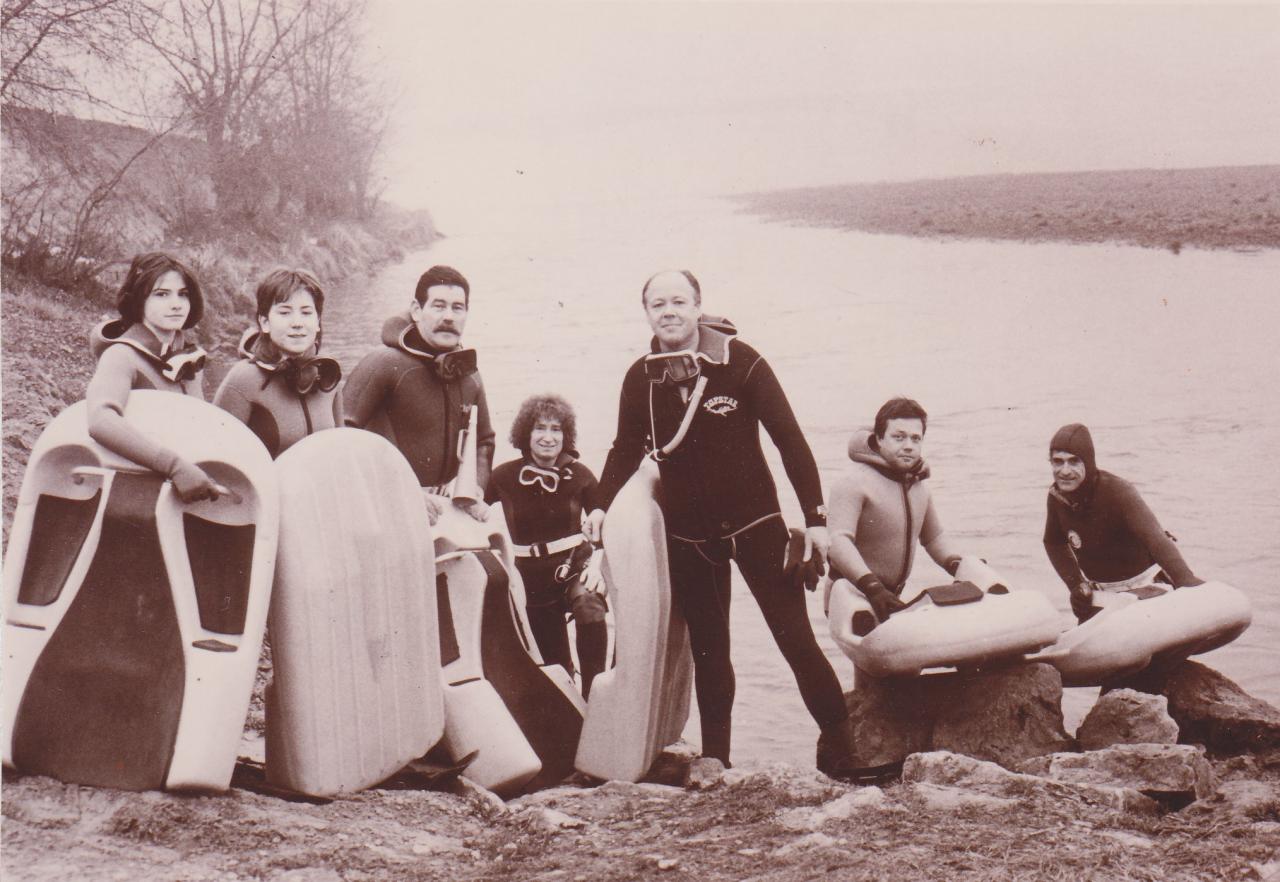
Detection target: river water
<box><xmin>324</xmin><ymin>194</ymin><xmax>1280</xmax><ymax>768</ymax></box>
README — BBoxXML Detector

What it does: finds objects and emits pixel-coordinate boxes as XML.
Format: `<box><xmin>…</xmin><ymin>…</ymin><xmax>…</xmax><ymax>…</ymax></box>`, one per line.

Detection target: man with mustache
<box><xmin>585</xmin><ymin>269</ymin><xmax>858</xmax><ymax>779</ymax></box>
<box><xmin>343</xmin><ymin>265</ymin><xmax>493</xmax><ymax>523</ymax></box>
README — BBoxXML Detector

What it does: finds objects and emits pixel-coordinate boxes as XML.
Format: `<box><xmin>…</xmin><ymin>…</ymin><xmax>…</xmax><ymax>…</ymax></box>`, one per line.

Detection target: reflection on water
<box><xmin>325</xmin><ymin>194</ymin><xmax>1280</xmax><ymax>767</ymax></box>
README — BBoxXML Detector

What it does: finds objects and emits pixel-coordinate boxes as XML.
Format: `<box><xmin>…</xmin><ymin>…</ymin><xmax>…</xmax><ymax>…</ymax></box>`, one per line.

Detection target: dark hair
<box><xmin>874</xmin><ymin>397</ymin><xmax>928</xmax><ymax>439</ymax></box>
<box><xmin>415</xmin><ymin>265</ymin><xmax>470</xmax><ymax>306</ymax></box>
<box><xmin>509</xmin><ymin>394</ymin><xmax>577</xmax><ymax>457</ymax></box>
<box><xmin>116</xmin><ymin>252</ymin><xmax>204</xmax><ymax>329</ymax></box>
<box><xmin>255</xmin><ymin>267</ymin><xmax>325</xmax><ymax>318</ymax></box>
<box><xmin>641</xmin><ymin>269</ymin><xmax>701</xmax><ymax>306</ymax></box>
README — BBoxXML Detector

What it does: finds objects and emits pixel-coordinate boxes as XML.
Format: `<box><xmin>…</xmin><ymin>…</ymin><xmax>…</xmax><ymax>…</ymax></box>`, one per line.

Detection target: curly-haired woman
<box><xmin>485</xmin><ymin>394</ymin><xmax>607</xmax><ymax>698</ymax></box>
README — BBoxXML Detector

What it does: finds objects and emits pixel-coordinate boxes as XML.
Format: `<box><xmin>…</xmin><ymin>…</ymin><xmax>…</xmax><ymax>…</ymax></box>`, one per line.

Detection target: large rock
<box><xmin>1077</xmin><ymin>689</ymin><xmax>1180</xmax><ymax>750</ymax></box>
<box><xmin>684</xmin><ymin>757</ymin><xmax>726</xmax><ymax>790</ymax></box>
<box><xmin>1017</xmin><ymin>744</ymin><xmax>1215</xmax><ymax>805</ymax></box>
<box><xmin>848</xmin><ymin>663</ymin><xmax>1073</xmax><ymax>768</ymax></box>
<box><xmin>902</xmin><ymin>750</ymin><xmax>1159</xmax><ymax>813</ymax></box>
<box><xmin>931</xmin><ymin>664</ymin><xmax>1075</xmax><ymax>764</ymax></box>
<box><xmin>906</xmin><ymin>783</ymin><xmax>1018</xmax><ymax>811</ymax></box>
<box><xmin>641</xmin><ymin>742</ymin><xmax>700</xmax><ymax>786</ymax></box>
<box><xmin>844</xmin><ymin>673</ymin><xmax>937</xmax><ymax>768</ymax></box>
<box><xmin>1160</xmin><ymin>662</ymin><xmax>1280</xmax><ymax>754</ymax></box>
<box><xmin>1210</xmin><ymin>780</ymin><xmax>1280</xmax><ymax>819</ymax></box>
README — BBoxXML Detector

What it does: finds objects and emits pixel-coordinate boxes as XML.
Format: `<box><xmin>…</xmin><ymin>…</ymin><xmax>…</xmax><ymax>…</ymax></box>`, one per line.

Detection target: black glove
<box><xmin>169</xmin><ymin>458</ymin><xmax>220</xmax><ymax>503</ymax></box>
<box><xmin>1069</xmin><ymin>581</ymin><xmax>1097</xmax><ymax>623</ymax></box>
<box><xmin>783</xmin><ymin>527</ymin><xmax>825</xmax><ymax>592</ymax></box>
<box><xmin>856</xmin><ymin>574</ymin><xmax>907</xmax><ymax>622</ymax></box>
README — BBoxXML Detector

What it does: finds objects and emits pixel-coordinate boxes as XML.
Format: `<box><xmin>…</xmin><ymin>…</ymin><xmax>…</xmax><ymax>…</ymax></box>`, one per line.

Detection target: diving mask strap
<box><xmin>648</xmin><ymin>374</ymin><xmax>708</xmax><ymax>462</ymax></box>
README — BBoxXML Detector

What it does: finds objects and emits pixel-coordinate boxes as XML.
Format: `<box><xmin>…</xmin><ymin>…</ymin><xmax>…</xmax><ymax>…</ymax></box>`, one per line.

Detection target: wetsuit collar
<box><xmin>647</xmin><ymin>315</ymin><xmax>737</xmax><ymax>364</ymax></box>
<box><xmin>398</xmin><ymin>323</ymin><xmax>451</xmax><ymax>359</ymax></box>
<box><xmin>91</xmin><ymin>319</ymin><xmax>206</xmax><ymax>380</ymax></box>
<box><xmin>1049</xmin><ymin>470</ymin><xmax>1101</xmax><ymax>512</ymax></box>
<box><xmin>238</xmin><ymin>328</ymin><xmax>341</xmax><ymax>394</ymax></box>
<box><xmin>381</xmin><ymin>311</ymin><xmax>477</xmax><ymax>380</ymax></box>
<box><xmin>524</xmin><ymin>449</ymin><xmax>578</xmax><ymax>468</ymax></box>
<box><xmin>379</xmin><ymin>311</ymin><xmax>452</xmax><ymax>358</ymax></box>
<box><xmin>847</xmin><ymin>428</ymin><xmax>931</xmax><ymax>485</ymax></box>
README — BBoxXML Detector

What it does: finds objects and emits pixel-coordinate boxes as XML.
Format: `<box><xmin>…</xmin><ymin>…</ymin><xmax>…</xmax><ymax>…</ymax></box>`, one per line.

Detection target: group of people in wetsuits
<box><xmin>84</xmin><ymin>251</ymin><xmax>1205</xmax><ymax>782</ymax></box>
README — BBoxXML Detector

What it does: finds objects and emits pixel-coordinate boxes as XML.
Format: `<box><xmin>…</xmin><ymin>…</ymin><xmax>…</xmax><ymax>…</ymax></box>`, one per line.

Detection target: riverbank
<box><xmin>3</xmin><ymin>744</ymin><xmax>1278</xmax><ymax>881</ymax></box>
<box><xmin>736</xmin><ymin>165</ymin><xmax>1280</xmax><ymax>252</ymax></box>
<box><xmin>1</xmin><ymin>208</ymin><xmax>436</xmax><ymax>537</ymax></box>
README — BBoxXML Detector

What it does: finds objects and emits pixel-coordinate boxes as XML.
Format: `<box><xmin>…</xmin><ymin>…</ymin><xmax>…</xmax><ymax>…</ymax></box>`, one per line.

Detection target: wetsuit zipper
<box><xmin>896</xmin><ymin>483</ymin><xmax>913</xmax><ymax>592</ymax></box>
<box><xmin>299</xmin><ymin>390</ymin><xmax>313</xmax><ymax>436</ymax></box>
<box><xmin>680</xmin><ymin>385</ymin><xmax>714</xmax><ymax>539</ymax></box>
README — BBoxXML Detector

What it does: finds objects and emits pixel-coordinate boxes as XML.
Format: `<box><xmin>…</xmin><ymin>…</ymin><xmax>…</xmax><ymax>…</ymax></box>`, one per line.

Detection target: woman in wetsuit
<box><xmin>87</xmin><ymin>251</ymin><xmax>219</xmax><ymax>502</ymax></box>
<box><xmin>213</xmin><ymin>268</ymin><xmax>341</xmax><ymax>457</ymax></box>
<box><xmin>485</xmin><ymin>394</ymin><xmax>607</xmax><ymax>698</ymax></box>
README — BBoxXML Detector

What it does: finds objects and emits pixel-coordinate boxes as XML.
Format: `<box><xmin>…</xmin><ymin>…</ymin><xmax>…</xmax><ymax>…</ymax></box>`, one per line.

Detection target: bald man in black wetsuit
<box><xmin>584</xmin><ymin>270</ymin><xmax>858</xmax><ymax>778</ymax></box>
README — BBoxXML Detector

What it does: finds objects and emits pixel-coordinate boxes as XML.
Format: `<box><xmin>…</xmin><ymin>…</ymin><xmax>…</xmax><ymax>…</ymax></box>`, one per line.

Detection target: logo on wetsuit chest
<box><xmin>1067</xmin><ymin>529</ymin><xmax>1082</xmax><ymax>550</ymax></box>
<box><xmin>702</xmin><ymin>395</ymin><xmax>739</xmax><ymax>416</ymax></box>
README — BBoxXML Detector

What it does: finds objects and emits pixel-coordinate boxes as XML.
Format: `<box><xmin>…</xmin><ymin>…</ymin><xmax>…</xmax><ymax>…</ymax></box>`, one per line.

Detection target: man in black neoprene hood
<box><xmin>1044</xmin><ymin>422</ymin><xmax>1203</xmax><ymax>622</ymax></box>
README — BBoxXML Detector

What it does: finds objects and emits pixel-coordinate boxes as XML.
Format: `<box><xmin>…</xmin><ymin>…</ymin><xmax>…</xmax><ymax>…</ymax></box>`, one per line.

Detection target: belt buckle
<box><xmin>530</xmin><ymin>543</ymin><xmax>546</xmax><ymax>559</ymax></box>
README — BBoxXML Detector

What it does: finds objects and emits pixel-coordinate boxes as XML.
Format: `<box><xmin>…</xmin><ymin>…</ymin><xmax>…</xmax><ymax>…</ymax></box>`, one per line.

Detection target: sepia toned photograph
<box><xmin>2</xmin><ymin>1</ymin><xmax>1278</xmax><ymax>878</ymax></box>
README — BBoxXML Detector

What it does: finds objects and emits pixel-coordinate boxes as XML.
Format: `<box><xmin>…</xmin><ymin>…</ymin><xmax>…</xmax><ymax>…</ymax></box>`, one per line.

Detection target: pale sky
<box><xmin>365</xmin><ymin>2</ymin><xmax>1280</xmax><ymax>229</ymax></box>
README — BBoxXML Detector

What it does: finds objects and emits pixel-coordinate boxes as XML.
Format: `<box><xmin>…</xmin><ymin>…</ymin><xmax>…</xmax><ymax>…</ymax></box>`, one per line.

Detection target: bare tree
<box><xmin>3</xmin><ymin>1</ymin><xmax>178</xmax><ymax>279</ymax></box>
<box><xmin>129</xmin><ymin>0</ymin><xmax>312</xmax><ymax>217</ymax></box>
<box><xmin>3</xmin><ymin>0</ymin><xmax>395</xmax><ymax>281</ymax></box>
<box><xmin>2</xmin><ymin>0</ymin><xmax>147</xmax><ymax>111</ymax></box>
<box><xmin>256</xmin><ymin>0</ymin><xmax>389</xmax><ymax>218</ymax></box>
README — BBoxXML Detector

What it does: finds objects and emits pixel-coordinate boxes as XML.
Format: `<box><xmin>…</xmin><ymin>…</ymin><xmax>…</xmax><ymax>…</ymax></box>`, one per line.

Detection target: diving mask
<box><xmin>643</xmin><ymin>350</ymin><xmax>708</xmax><ymax>385</ymax></box>
<box><xmin>161</xmin><ymin>348</ymin><xmax>208</xmax><ymax>383</ymax></box>
<box><xmin>434</xmin><ymin>347</ymin><xmax>478</xmax><ymax>381</ymax></box>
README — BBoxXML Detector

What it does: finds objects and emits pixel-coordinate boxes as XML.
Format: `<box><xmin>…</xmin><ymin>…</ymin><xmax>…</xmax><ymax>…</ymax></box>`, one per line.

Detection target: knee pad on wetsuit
<box><xmin>569</xmin><ymin>587</ymin><xmax>608</xmax><ymax>624</ymax></box>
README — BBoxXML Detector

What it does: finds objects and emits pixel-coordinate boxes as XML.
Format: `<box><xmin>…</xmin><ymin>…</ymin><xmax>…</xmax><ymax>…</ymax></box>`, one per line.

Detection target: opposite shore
<box><xmin>736</xmin><ymin>165</ymin><xmax>1280</xmax><ymax>253</ymax></box>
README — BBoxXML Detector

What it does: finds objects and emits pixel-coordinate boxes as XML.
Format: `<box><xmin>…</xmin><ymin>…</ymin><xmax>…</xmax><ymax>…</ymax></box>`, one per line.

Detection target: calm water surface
<box><xmin>325</xmin><ymin>194</ymin><xmax>1280</xmax><ymax>767</ymax></box>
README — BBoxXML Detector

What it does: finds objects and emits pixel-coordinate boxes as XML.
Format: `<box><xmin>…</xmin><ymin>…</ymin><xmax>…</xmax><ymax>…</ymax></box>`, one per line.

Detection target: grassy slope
<box><xmin>737</xmin><ymin>165</ymin><xmax>1280</xmax><ymax>252</ymax></box>
<box><xmin>2</xmin><ymin>277</ymin><xmax>95</xmax><ymax>535</ymax></box>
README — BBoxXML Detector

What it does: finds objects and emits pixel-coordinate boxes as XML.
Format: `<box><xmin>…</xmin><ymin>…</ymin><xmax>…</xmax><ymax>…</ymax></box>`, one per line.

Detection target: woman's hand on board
<box><xmin>169</xmin><ymin>459</ymin><xmax>220</xmax><ymax>503</ymax></box>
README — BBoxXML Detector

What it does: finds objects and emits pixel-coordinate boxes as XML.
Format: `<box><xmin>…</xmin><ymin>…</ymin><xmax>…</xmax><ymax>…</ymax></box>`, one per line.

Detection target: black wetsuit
<box><xmin>1044</xmin><ymin>472</ymin><xmax>1198</xmax><ymax>589</ymax></box>
<box><xmin>342</xmin><ymin>313</ymin><xmax>494</xmax><ymax>490</ymax></box>
<box><xmin>597</xmin><ymin>322</ymin><xmax>846</xmax><ymax>763</ymax></box>
<box><xmin>486</xmin><ymin>457</ymin><xmax>607</xmax><ymax>696</ymax></box>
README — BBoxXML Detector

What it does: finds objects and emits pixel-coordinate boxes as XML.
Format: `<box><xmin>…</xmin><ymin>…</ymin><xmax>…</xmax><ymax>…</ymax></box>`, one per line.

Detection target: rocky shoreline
<box><xmin>5</xmin><ymin>661</ymin><xmax>1279</xmax><ymax>881</ymax></box>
